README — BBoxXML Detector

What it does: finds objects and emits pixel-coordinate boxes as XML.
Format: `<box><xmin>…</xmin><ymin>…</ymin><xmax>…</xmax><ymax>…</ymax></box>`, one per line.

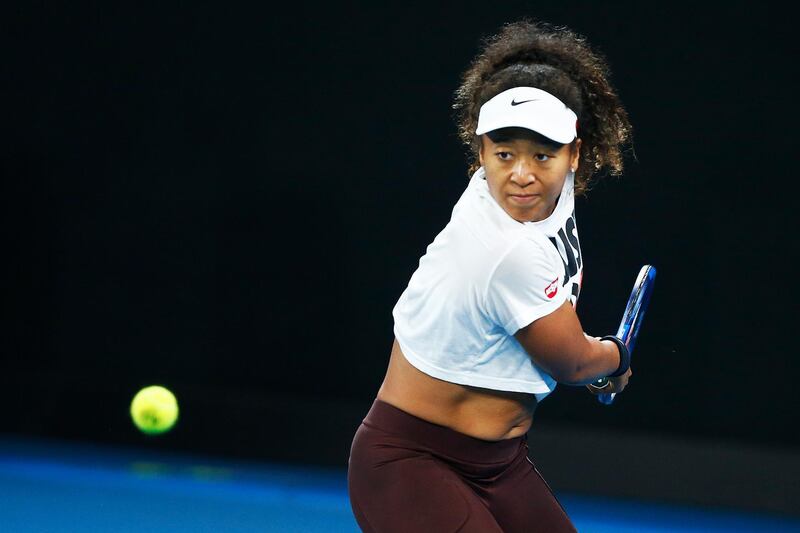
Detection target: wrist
<box><xmin>601</xmin><ymin>335</ymin><xmax>630</xmax><ymax>377</ymax></box>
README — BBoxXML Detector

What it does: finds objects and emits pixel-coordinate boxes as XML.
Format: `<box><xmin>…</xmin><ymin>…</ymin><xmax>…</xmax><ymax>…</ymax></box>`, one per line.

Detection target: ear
<box><xmin>478</xmin><ymin>135</ymin><xmax>485</xmax><ymax>166</ymax></box>
<box><xmin>570</xmin><ymin>138</ymin><xmax>582</xmax><ymax>172</ymax></box>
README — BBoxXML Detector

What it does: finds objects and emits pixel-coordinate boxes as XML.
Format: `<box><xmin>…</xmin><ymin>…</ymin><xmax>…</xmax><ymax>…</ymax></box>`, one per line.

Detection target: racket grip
<box><xmin>591</xmin><ymin>377</ymin><xmax>616</xmax><ymax>405</ymax></box>
<box><xmin>598</xmin><ymin>392</ymin><xmax>616</xmax><ymax>405</ymax></box>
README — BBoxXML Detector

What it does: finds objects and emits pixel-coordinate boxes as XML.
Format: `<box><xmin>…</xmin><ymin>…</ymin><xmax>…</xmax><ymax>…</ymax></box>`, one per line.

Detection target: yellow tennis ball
<box><xmin>130</xmin><ymin>385</ymin><xmax>179</xmax><ymax>435</ymax></box>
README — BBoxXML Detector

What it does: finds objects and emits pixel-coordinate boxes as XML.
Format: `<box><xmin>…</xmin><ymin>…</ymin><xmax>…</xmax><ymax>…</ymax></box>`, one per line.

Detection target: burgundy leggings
<box><xmin>347</xmin><ymin>399</ymin><xmax>576</xmax><ymax>532</ymax></box>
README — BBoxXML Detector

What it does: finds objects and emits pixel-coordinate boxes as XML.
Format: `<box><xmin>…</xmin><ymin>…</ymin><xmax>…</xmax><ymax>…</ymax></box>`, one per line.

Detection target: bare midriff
<box><xmin>376</xmin><ymin>338</ymin><xmax>538</xmax><ymax>441</ymax></box>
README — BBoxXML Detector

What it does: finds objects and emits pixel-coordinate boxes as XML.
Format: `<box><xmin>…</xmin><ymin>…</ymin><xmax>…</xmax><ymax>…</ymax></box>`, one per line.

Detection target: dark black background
<box><xmin>3</xmin><ymin>1</ymin><xmax>796</xmax><ymax>460</ymax></box>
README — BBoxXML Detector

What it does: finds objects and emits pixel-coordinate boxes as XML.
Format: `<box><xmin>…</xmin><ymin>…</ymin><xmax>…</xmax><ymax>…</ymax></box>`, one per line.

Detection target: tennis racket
<box><xmin>593</xmin><ymin>264</ymin><xmax>657</xmax><ymax>405</ymax></box>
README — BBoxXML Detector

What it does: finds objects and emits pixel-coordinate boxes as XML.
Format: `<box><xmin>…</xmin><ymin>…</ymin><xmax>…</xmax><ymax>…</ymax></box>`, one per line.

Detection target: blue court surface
<box><xmin>1</xmin><ymin>436</ymin><xmax>798</xmax><ymax>532</ymax></box>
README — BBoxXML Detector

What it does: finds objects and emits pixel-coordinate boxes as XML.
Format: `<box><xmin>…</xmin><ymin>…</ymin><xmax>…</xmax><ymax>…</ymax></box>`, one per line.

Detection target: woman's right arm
<box><xmin>514</xmin><ymin>299</ymin><xmax>631</xmax><ymax>388</ymax></box>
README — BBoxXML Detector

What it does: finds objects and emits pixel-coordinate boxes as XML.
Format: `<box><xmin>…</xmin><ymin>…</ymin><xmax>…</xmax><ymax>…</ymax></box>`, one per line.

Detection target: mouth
<box><xmin>508</xmin><ymin>193</ymin><xmax>539</xmax><ymax>205</ymax></box>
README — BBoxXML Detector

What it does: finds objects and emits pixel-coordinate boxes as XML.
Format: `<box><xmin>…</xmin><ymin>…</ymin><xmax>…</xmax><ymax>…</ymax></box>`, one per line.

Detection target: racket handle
<box><xmin>598</xmin><ymin>392</ymin><xmax>616</xmax><ymax>405</ymax></box>
<box><xmin>591</xmin><ymin>377</ymin><xmax>615</xmax><ymax>404</ymax></box>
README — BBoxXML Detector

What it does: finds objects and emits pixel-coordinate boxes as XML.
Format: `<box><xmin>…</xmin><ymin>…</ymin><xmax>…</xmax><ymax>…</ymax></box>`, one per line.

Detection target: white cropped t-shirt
<box><xmin>392</xmin><ymin>167</ymin><xmax>584</xmax><ymax>400</ymax></box>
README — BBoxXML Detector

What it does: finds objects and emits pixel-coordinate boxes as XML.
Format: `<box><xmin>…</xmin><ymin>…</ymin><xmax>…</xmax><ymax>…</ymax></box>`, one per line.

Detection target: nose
<box><xmin>510</xmin><ymin>157</ymin><xmax>537</xmax><ymax>186</ymax></box>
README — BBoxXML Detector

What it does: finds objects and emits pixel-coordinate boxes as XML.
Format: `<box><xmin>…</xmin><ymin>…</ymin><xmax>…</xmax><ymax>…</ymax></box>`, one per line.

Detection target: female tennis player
<box><xmin>348</xmin><ymin>19</ymin><xmax>633</xmax><ymax>532</ymax></box>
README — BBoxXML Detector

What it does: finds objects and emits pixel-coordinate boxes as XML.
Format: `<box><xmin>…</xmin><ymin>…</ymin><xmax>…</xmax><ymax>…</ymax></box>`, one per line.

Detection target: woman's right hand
<box><xmin>586</xmin><ymin>367</ymin><xmax>632</xmax><ymax>395</ymax></box>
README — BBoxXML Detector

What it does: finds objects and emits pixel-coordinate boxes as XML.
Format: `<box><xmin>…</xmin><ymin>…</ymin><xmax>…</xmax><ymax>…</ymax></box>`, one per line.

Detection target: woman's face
<box><xmin>479</xmin><ymin>132</ymin><xmax>581</xmax><ymax>223</ymax></box>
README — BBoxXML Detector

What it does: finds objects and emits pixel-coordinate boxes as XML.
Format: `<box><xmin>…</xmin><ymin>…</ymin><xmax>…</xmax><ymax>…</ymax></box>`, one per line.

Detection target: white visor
<box><xmin>475</xmin><ymin>87</ymin><xmax>578</xmax><ymax>144</ymax></box>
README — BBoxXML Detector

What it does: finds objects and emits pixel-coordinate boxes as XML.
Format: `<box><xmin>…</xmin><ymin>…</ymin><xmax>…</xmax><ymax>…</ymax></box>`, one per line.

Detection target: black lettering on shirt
<box><xmin>565</xmin><ymin>213</ymin><xmax>582</xmax><ymax>270</ymax></box>
<box><xmin>548</xmin><ymin>210</ymin><xmax>581</xmax><ymax>287</ymax></box>
<box><xmin>546</xmin><ymin>209</ymin><xmax>582</xmax><ymax>308</ymax></box>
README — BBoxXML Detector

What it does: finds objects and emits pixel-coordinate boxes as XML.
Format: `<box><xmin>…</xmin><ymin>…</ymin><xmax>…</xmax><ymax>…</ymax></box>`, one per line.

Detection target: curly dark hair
<box><xmin>453</xmin><ymin>19</ymin><xmax>632</xmax><ymax>195</ymax></box>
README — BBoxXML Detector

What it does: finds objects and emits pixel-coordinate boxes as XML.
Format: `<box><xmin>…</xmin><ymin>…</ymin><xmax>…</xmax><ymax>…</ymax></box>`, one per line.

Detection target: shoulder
<box><xmin>483</xmin><ymin>232</ymin><xmax>569</xmax><ymax>334</ymax></box>
<box><xmin>490</xmin><ymin>232</ymin><xmax>564</xmax><ymax>283</ymax></box>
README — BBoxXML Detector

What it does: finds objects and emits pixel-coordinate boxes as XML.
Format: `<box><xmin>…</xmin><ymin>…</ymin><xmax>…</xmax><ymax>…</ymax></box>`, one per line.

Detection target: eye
<box><xmin>535</xmin><ymin>154</ymin><xmax>551</xmax><ymax>162</ymax></box>
<box><xmin>496</xmin><ymin>151</ymin><xmax>512</xmax><ymax>161</ymax></box>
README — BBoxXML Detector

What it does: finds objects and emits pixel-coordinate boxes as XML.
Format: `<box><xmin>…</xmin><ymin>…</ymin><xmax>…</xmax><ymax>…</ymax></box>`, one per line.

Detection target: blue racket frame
<box><xmin>596</xmin><ymin>264</ymin><xmax>656</xmax><ymax>405</ymax></box>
